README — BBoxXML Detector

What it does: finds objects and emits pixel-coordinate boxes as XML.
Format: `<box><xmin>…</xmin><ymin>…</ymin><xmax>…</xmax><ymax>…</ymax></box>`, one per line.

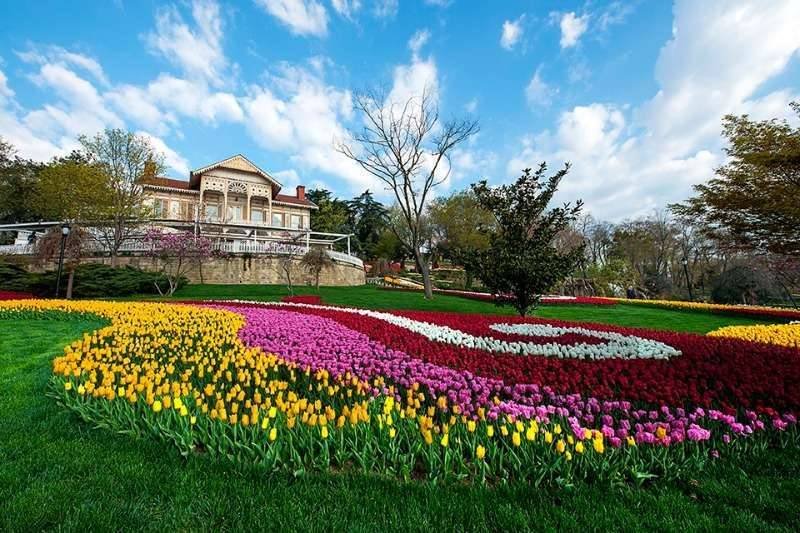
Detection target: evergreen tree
<box><xmin>472</xmin><ymin>164</ymin><xmax>584</xmax><ymax>316</ymax></box>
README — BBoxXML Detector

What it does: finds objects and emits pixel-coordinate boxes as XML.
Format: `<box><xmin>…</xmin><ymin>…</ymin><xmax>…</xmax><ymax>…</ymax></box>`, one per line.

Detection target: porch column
<box><xmin>347</xmin><ymin>235</ymin><xmax>351</xmax><ymax>255</ymax></box>
<box><xmin>305</xmin><ymin>230</ymin><xmax>310</xmax><ymax>252</ymax></box>
<box><xmin>222</xmin><ymin>191</ymin><xmax>228</xmax><ymax>223</ymax></box>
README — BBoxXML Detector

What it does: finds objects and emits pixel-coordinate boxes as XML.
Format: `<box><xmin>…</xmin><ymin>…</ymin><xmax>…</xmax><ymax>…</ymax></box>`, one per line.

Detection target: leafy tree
<box><xmin>711</xmin><ymin>265</ymin><xmax>779</xmax><ymax>305</ymax></box>
<box><xmin>428</xmin><ymin>190</ymin><xmax>493</xmax><ymax>289</ymax></box>
<box><xmin>373</xmin><ymin>229</ymin><xmax>406</xmax><ymax>265</ymax></box>
<box><xmin>80</xmin><ymin>129</ymin><xmax>165</xmax><ymax>266</ymax></box>
<box><xmin>301</xmin><ymin>247</ymin><xmax>334</xmax><ymax>290</ymax></box>
<box><xmin>337</xmin><ymin>88</ymin><xmax>479</xmax><ymax>298</ymax></box>
<box><xmin>471</xmin><ymin>164</ymin><xmax>584</xmax><ymax>316</ymax></box>
<box><xmin>671</xmin><ymin>102</ymin><xmax>800</xmax><ymax>256</ymax></box>
<box><xmin>35</xmin><ymin>153</ymin><xmax>113</xmax><ymax>222</ymax></box>
<box><xmin>0</xmin><ymin>137</ymin><xmax>44</xmax><ymax>226</ymax></box>
<box><xmin>347</xmin><ymin>190</ymin><xmax>389</xmax><ymax>260</ymax></box>
<box><xmin>307</xmin><ymin>188</ymin><xmax>351</xmax><ymax>235</ymax></box>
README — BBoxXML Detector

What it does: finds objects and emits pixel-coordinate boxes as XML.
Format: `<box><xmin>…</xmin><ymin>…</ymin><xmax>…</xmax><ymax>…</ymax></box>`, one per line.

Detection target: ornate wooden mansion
<box><xmin>0</xmin><ymin>155</ymin><xmax>362</xmax><ymax>271</ymax></box>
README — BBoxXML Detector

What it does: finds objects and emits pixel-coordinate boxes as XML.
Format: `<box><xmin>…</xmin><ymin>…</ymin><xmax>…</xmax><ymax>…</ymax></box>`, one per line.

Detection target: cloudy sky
<box><xmin>1</xmin><ymin>0</ymin><xmax>799</xmax><ymax>220</ymax></box>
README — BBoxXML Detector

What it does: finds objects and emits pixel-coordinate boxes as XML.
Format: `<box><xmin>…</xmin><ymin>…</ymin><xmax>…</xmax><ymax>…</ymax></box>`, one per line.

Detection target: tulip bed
<box><xmin>709</xmin><ymin>322</ymin><xmax>800</xmax><ymax>349</ymax></box>
<box><xmin>2</xmin><ymin>297</ymin><xmax>799</xmax><ymax>487</ymax></box>
<box><xmin>613</xmin><ymin>298</ymin><xmax>800</xmax><ymax>321</ymax></box>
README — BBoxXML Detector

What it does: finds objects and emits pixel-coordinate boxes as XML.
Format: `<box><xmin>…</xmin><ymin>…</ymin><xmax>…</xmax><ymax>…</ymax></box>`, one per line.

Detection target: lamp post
<box><xmin>682</xmin><ymin>256</ymin><xmax>694</xmax><ymax>301</ymax></box>
<box><xmin>55</xmin><ymin>223</ymin><xmax>70</xmax><ymax>298</ymax></box>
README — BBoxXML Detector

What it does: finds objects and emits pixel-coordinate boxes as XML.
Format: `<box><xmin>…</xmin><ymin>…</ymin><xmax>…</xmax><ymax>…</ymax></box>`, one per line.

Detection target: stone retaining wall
<box><xmin>27</xmin><ymin>254</ymin><xmax>366</xmax><ymax>286</ymax></box>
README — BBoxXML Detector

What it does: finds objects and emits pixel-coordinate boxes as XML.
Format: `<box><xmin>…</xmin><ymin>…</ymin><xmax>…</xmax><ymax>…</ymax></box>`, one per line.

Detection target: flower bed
<box><xmin>219</xmin><ymin>301</ymin><xmax>800</xmax><ymax>413</ymax></box>
<box><xmin>3</xmin><ymin>297</ymin><xmax>799</xmax><ymax>485</ymax></box>
<box><xmin>0</xmin><ymin>290</ymin><xmax>34</xmax><ymax>300</ymax></box>
<box><xmin>613</xmin><ymin>298</ymin><xmax>800</xmax><ymax>321</ymax></box>
<box><xmin>708</xmin><ymin>323</ymin><xmax>800</xmax><ymax>349</ymax></box>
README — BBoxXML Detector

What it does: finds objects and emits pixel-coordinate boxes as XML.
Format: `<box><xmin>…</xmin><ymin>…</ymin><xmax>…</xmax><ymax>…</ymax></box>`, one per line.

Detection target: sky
<box><xmin>1</xmin><ymin>0</ymin><xmax>799</xmax><ymax>221</ymax></box>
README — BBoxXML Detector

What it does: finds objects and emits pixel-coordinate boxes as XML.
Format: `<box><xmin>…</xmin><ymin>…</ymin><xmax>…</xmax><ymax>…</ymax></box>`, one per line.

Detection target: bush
<box><xmin>0</xmin><ymin>262</ymin><xmax>32</xmax><ymax>292</ymax></box>
<box><xmin>711</xmin><ymin>266</ymin><xmax>779</xmax><ymax>305</ymax></box>
<box><xmin>0</xmin><ymin>262</ymin><xmax>186</xmax><ymax>298</ymax></box>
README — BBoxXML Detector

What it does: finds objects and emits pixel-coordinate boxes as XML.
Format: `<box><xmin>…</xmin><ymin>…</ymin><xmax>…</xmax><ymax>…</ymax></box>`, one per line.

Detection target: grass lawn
<box><xmin>171</xmin><ymin>283</ymin><xmax>774</xmax><ymax>334</ymax></box>
<box><xmin>1</xmin><ymin>314</ymin><xmax>800</xmax><ymax>531</ymax></box>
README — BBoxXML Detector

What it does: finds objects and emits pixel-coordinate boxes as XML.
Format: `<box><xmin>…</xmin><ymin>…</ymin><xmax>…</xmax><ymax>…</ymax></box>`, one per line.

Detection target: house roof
<box><xmin>274</xmin><ymin>193</ymin><xmax>318</xmax><ymax>209</ymax></box>
<box><xmin>189</xmin><ymin>154</ymin><xmax>282</xmax><ymax>193</ymax></box>
<box><xmin>141</xmin><ymin>176</ymin><xmax>195</xmax><ymax>191</ymax></box>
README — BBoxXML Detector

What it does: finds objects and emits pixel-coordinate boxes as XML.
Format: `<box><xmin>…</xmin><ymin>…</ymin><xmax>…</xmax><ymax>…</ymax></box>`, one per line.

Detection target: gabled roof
<box><xmin>274</xmin><ymin>193</ymin><xmax>318</xmax><ymax>209</ymax></box>
<box><xmin>141</xmin><ymin>176</ymin><xmax>197</xmax><ymax>191</ymax></box>
<box><xmin>189</xmin><ymin>154</ymin><xmax>282</xmax><ymax>193</ymax></box>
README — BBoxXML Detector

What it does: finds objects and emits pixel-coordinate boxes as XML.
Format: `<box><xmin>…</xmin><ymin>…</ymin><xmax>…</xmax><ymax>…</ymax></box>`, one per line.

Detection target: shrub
<box><xmin>1</xmin><ymin>262</ymin><xmax>185</xmax><ymax>298</ymax></box>
<box><xmin>0</xmin><ymin>262</ymin><xmax>33</xmax><ymax>292</ymax></box>
<box><xmin>711</xmin><ymin>266</ymin><xmax>779</xmax><ymax>305</ymax></box>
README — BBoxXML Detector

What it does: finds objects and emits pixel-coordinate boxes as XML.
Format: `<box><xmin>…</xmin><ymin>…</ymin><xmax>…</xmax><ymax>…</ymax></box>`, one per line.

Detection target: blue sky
<box><xmin>1</xmin><ymin>0</ymin><xmax>798</xmax><ymax>220</ymax></box>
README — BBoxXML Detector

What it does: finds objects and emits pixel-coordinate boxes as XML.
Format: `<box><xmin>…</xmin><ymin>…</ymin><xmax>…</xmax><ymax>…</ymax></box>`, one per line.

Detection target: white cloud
<box><xmin>465</xmin><ymin>98</ymin><xmax>478</xmax><ymax>113</ymax></box>
<box><xmin>0</xmin><ymin>69</ymin><xmax>14</xmax><ymax>102</ymax></box>
<box><xmin>525</xmin><ymin>66</ymin><xmax>556</xmax><ymax>108</ymax></box>
<box><xmin>27</xmin><ymin>63</ymin><xmax>122</xmax><ymax>139</ymax></box>
<box><xmin>509</xmin><ymin>0</ymin><xmax>800</xmax><ymax>221</ymax></box>
<box><xmin>500</xmin><ymin>16</ymin><xmax>524</xmax><ymax>50</ymax></box>
<box><xmin>331</xmin><ymin>0</ymin><xmax>361</xmax><ymax>19</ymax></box>
<box><xmin>373</xmin><ymin>0</ymin><xmax>398</xmax><ymax>19</ymax></box>
<box><xmin>388</xmin><ymin>46</ymin><xmax>439</xmax><ymax>110</ymax></box>
<box><xmin>559</xmin><ymin>12</ymin><xmax>589</xmax><ymax>49</ymax></box>
<box><xmin>255</xmin><ymin>0</ymin><xmax>328</xmax><ymax>37</ymax></box>
<box><xmin>597</xmin><ymin>1</ymin><xmax>633</xmax><ymax>31</ymax></box>
<box><xmin>424</xmin><ymin>0</ymin><xmax>451</xmax><ymax>6</ymax></box>
<box><xmin>145</xmin><ymin>74</ymin><xmax>243</xmax><ymax>125</ymax></box>
<box><xmin>242</xmin><ymin>64</ymin><xmax>373</xmax><ymax>191</ymax></box>
<box><xmin>408</xmin><ymin>29</ymin><xmax>431</xmax><ymax>57</ymax></box>
<box><xmin>145</xmin><ymin>0</ymin><xmax>227</xmax><ymax>84</ymax></box>
<box><xmin>17</xmin><ymin>45</ymin><xmax>110</xmax><ymax>86</ymax></box>
<box><xmin>138</xmin><ymin>131</ymin><xmax>190</xmax><ymax>176</ymax></box>
<box><xmin>105</xmin><ymin>84</ymin><xmax>175</xmax><ymax>135</ymax></box>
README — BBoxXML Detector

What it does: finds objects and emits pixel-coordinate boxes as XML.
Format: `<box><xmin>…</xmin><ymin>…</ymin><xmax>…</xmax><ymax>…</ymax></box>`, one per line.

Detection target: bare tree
<box><xmin>80</xmin><ymin>129</ymin><xmax>165</xmax><ymax>266</ymax></box>
<box><xmin>276</xmin><ymin>232</ymin><xmax>307</xmax><ymax>295</ymax></box>
<box><xmin>337</xmin><ymin>87</ymin><xmax>478</xmax><ymax>298</ymax></box>
<box><xmin>301</xmin><ymin>247</ymin><xmax>335</xmax><ymax>290</ymax></box>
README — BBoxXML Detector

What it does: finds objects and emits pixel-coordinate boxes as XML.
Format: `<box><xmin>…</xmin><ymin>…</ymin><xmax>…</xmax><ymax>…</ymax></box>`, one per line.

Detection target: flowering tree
<box><xmin>144</xmin><ymin>229</ymin><xmax>211</xmax><ymax>296</ymax></box>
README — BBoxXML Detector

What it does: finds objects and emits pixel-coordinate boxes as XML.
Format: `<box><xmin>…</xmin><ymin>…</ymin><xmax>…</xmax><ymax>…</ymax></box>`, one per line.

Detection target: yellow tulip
<box><xmin>152</xmin><ymin>400</ymin><xmax>162</xmax><ymax>413</ymax></box>
<box><xmin>512</xmin><ymin>431</ymin><xmax>521</xmax><ymax>447</ymax></box>
<box><xmin>269</xmin><ymin>427</ymin><xmax>277</xmax><ymax>442</ymax></box>
<box><xmin>476</xmin><ymin>445</ymin><xmax>486</xmax><ymax>460</ymax></box>
<box><xmin>593</xmin><ymin>438</ymin><xmax>605</xmax><ymax>454</ymax></box>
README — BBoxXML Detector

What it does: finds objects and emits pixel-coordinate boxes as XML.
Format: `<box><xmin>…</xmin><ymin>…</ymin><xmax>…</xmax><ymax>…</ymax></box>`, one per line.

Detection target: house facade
<box><xmin>141</xmin><ymin>154</ymin><xmax>317</xmax><ymax>232</ymax></box>
<box><xmin>0</xmin><ymin>154</ymin><xmax>365</xmax><ymax>284</ymax></box>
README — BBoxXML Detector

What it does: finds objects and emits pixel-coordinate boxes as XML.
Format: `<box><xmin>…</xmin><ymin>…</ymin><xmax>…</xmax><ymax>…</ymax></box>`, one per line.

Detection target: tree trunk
<box><xmin>417</xmin><ymin>252</ymin><xmax>434</xmax><ymax>299</ymax></box>
<box><xmin>66</xmin><ymin>268</ymin><xmax>75</xmax><ymax>299</ymax></box>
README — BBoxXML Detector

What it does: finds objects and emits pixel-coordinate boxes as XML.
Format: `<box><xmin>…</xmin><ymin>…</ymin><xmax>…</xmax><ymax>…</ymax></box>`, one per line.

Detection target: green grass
<box><xmin>171</xmin><ymin>283</ymin><xmax>774</xmax><ymax>334</ymax></box>
<box><xmin>2</xmin><ymin>315</ymin><xmax>800</xmax><ymax>531</ymax></box>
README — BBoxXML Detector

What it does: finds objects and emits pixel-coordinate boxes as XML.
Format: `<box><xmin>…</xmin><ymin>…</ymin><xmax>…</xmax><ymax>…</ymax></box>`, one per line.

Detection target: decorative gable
<box><xmin>190</xmin><ymin>154</ymin><xmax>282</xmax><ymax>194</ymax></box>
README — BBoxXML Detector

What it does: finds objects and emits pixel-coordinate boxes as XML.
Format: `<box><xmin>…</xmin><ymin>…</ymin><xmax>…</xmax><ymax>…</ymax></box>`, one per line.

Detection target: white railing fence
<box><xmin>0</xmin><ymin>240</ymin><xmax>363</xmax><ymax>268</ymax></box>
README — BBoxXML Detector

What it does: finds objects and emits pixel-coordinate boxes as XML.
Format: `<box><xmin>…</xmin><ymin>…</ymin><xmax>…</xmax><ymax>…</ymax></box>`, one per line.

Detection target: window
<box><xmin>272</xmin><ymin>213</ymin><xmax>284</xmax><ymax>227</ymax></box>
<box><xmin>227</xmin><ymin>205</ymin><xmax>243</xmax><ymax>221</ymax></box>
<box><xmin>251</xmin><ymin>209</ymin><xmax>263</xmax><ymax>223</ymax></box>
<box><xmin>170</xmin><ymin>200</ymin><xmax>180</xmax><ymax>219</ymax></box>
<box><xmin>290</xmin><ymin>214</ymin><xmax>302</xmax><ymax>229</ymax></box>
<box><xmin>205</xmin><ymin>204</ymin><xmax>219</xmax><ymax>220</ymax></box>
<box><xmin>152</xmin><ymin>199</ymin><xmax>164</xmax><ymax>217</ymax></box>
